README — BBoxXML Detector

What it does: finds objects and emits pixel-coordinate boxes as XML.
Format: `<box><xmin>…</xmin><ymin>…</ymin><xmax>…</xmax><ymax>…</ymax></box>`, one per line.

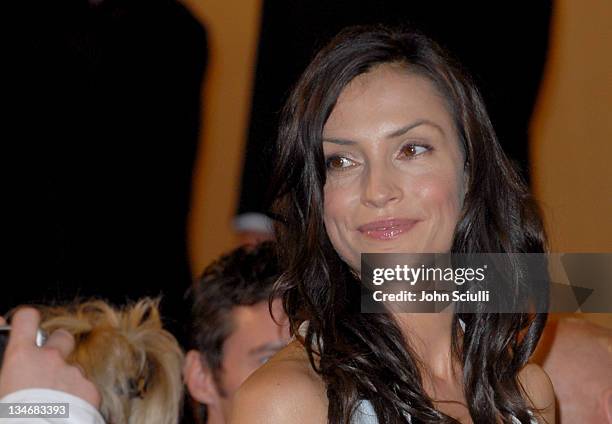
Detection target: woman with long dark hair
<box><xmin>230</xmin><ymin>26</ymin><xmax>555</xmax><ymax>424</ymax></box>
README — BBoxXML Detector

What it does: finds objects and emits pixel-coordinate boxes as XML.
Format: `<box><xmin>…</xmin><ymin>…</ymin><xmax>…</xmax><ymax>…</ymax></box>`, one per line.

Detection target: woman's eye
<box><xmin>325</xmin><ymin>156</ymin><xmax>355</xmax><ymax>170</ymax></box>
<box><xmin>398</xmin><ymin>143</ymin><xmax>430</xmax><ymax>159</ymax></box>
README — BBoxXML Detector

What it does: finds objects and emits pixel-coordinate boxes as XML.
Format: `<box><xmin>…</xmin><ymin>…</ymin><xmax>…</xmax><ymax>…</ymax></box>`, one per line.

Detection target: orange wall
<box><xmin>530</xmin><ymin>0</ymin><xmax>612</xmax><ymax>328</ymax></box>
<box><xmin>531</xmin><ymin>0</ymin><xmax>612</xmax><ymax>254</ymax></box>
<box><xmin>181</xmin><ymin>0</ymin><xmax>262</xmax><ymax>276</ymax></box>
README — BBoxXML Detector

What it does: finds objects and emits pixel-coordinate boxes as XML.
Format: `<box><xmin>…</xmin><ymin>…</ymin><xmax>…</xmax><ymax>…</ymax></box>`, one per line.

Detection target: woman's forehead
<box><xmin>323</xmin><ymin>64</ymin><xmax>454</xmax><ymax>139</ymax></box>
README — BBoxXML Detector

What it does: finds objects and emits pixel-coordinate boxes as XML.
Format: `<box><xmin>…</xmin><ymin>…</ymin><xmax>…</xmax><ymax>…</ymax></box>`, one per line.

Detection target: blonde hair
<box><xmin>38</xmin><ymin>298</ymin><xmax>184</xmax><ymax>424</ymax></box>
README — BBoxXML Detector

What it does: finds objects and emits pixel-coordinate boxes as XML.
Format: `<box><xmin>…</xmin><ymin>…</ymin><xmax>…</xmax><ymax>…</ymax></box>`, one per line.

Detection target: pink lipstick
<box><xmin>357</xmin><ymin>219</ymin><xmax>418</xmax><ymax>240</ymax></box>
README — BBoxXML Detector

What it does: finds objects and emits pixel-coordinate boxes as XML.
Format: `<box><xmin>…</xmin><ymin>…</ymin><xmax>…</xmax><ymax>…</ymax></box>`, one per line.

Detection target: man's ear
<box><xmin>184</xmin><ymin>349</ymin><xmax>220</xmax><ymax>405</ymax></box>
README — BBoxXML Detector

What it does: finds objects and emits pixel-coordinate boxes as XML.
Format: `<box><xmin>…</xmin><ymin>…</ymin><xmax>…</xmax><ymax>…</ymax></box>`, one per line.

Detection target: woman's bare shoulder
<box><xmin>518</xmin><ymin>363</ymin><xmax>556</xmax><ymax>424</ymax></box>
<box><xmin>229</xmin><ymin>340</ymin><xmax>327</xmax><ymax>424</ymax></box>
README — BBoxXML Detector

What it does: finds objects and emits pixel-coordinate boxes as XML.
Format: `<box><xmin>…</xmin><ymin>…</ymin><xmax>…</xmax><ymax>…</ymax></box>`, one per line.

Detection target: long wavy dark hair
<box><xmin>269</xmin><ymin>25</ymin><xmax>548</xmax><ymax>424</ymax></box>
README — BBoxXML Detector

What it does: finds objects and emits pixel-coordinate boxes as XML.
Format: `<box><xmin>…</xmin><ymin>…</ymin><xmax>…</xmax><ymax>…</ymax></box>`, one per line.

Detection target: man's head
<box><xmin>184</xmin><ymin>242</ymin><xmax>290</xmax><ymax>423</ymax></box>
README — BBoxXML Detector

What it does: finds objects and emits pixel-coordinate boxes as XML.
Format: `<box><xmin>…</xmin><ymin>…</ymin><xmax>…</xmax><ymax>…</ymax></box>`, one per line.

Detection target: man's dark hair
<box><xmin>187</xmin><ymin>241</ymin><xmax>279</xmax><ymax>380</ymax></box>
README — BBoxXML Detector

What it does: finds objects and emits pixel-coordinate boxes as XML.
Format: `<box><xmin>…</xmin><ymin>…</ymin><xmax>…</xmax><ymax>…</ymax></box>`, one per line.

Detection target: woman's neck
<box><xmin>393</xmin><ymin>313</ymin><xmax>462</xmax><ymax>383</ymax></box>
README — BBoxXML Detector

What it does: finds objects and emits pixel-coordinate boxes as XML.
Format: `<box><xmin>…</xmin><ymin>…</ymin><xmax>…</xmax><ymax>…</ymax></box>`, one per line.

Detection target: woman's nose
<box><xmin>361</xmin><ymin>165</ymin><xmax>403</xmax><ymax>208</ymax></box>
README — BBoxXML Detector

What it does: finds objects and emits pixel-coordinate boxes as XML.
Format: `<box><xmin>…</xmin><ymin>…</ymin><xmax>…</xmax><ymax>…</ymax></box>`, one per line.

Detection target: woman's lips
<box><xmin>357</xmin><ymin>219</ymin><xmax>419</xmax><ymax>241</ymax></box>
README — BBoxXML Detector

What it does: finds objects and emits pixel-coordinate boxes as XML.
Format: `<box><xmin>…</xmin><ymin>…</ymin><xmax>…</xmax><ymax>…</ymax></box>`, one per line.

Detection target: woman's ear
<box><xmin>184</xmin><ymin>350</ymin><xmax>221</xmax><ymax>406</ymax></box>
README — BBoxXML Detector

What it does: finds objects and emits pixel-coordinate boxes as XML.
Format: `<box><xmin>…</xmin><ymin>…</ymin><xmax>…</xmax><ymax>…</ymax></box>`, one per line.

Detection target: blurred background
<box><xmin>5</xmin><ymin>0</ymin><xmax>611</xmax><ymax>333</ymax></box>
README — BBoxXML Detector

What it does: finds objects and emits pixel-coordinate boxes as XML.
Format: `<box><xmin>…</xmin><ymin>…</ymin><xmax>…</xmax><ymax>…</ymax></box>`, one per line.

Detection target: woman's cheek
<box><xmin>323</xmin><ymin>184</ymin><xmax>343</xmax><ymax>240</ymax></box>
<box><xmin>414</xmin><ymin>174</ymin><xmax>463</xmax><ymax>248</ymax></box>
<box><xmin>324</xmin><ymin>183</ymin><xmax>360</xmax><ymax>266</ymax></box>
<box><xmin>324</xmin><ymin>176</ymin><xmax>359</xmax><ymax>221</ymax></box>
<box><xmin>415</xmin><ymin>169</ymin><xmax>463</xmax><ymax>213</ymax></box>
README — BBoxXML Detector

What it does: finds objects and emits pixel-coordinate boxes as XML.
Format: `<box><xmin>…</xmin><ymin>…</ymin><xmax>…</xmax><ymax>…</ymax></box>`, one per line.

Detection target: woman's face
<box><xmin>322</xmin><ymin>64</ymin><xmax>466</xmax><ymax>271</ymax></box>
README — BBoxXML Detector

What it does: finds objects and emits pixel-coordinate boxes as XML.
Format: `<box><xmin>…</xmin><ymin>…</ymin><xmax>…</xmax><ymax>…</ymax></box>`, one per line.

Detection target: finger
<box><xmin>44</xmin><ymin>329</ymin><xmax>75</xmax><ymax>359</ymax></box>
<box><xmin>6</xmin><ymin>307</ymin><xmax>40</xmax><ymax>349</ymax></box>
<box><xmin>0</xmin><ymin>316</ymin><xmax>6</xmax><ymax>326</ymax></box>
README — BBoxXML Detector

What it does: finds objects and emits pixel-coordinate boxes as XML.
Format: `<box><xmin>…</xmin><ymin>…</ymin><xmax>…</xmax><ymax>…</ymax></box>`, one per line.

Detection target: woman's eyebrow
<box><xmin>323</xmin><ymin>119</ymin><xmax>445</xmax><ymax>145</ymax></box>
<box><xmin>385</xmin><ymin>119</ymin><xmax>445</xmax><ymax>139</ymax></box>
<box><xmin>322</xmin><ymin>137</ymin><xmax>356</xmax><ymax>145</ymax></box>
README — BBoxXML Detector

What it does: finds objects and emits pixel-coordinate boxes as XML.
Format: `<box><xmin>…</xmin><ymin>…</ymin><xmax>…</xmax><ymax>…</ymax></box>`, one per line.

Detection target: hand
<box><xmin>0</xmin><ymin>307</ymin><xmax>101</xmax><ymax>408</ymax></box>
